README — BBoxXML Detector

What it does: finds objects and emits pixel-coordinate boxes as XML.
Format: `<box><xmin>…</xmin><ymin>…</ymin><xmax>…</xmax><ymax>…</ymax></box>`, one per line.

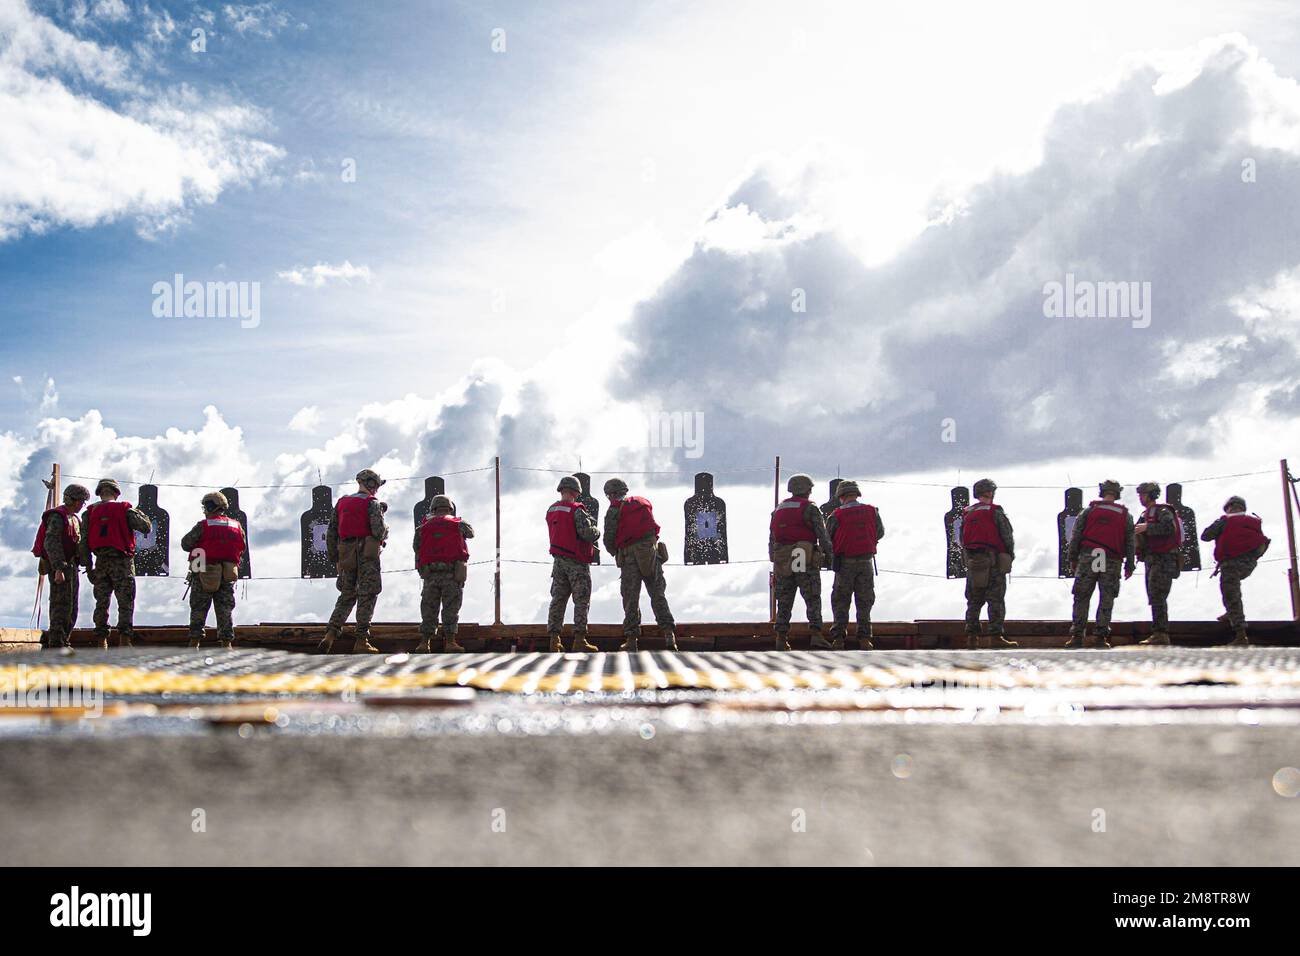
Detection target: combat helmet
<box><xmin>63</xmin><ymin>484</ymin><xmax>90</xmax><ymax>503</ymax></box>
<box><xmin>431</xmin><ymin>494</ymin><xmax>453</xmax><ymax>512</ymax></box>
<box><xmin>95</xmin><ymin>478</ymin><xmax>121</xmax><ymax>496</ymax></box>
<box><xmin>787</xmin><ymin>473</ymin><xmax>814</xmax><ymax>496</ymax></box>
<box><xmin>201</xmin><ymin>491</ymin><xmax>229</xmax><ymax>513</ymax></box>
<box><xmin>1136</xmin><ymin>481</ymin><xmax>1161</xmax><ymax>501</ymax></box>
<box><xmin>603</xmin><ymin>477</ymin><xmax>628</xmax><ymax>498</ymax></box>
<box><xmin>557</xmin><ymin>475</ymin><xmax>582</xmax><ymax>494</ymax></box>
<box><xmin>836</xmin><ymin>479</ymin><xmax>861</xmax><ymax>499</ymax></box>
<box><xmin>355</xmin><ymin>469</ymin><xmax>385</xmax><ymax>489</ymax></box>
<box><xmin>1098</xmin><ymin>479</ymin><xmax>1123</xmax><ymax>498</ymax></box>
<box><xmin>972</xmin><ymin>478</ymin><xmax>997</xmax><ymax>497</ymax></box>
<box><xmin>1224</xmin><ymin>495</ymin><xmax>1247</xmax><ymax>512</ymax></box>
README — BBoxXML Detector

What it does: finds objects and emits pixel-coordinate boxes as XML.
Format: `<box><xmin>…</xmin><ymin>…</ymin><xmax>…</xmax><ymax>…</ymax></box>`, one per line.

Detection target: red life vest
<box><xmin>1214</xmin><ymin>513</ymin><xmax>1268</xmax><ymax>562</ymax></box>
<box><xmin>336</xmin><ymin>493</ymin><xmax>375</xmax><ymax>539</ymax></box>
<box><xmin>32</xmin><ymin>505</ymin><xmax>79</xmax><ymax>561</ymax></box>
<box><xmin>418</xmin><ymin>514</ymin><xmax>469</xmax><ymax>566</ymax></box>
<box><xmin>85</xmin><ymin>500</ymin><xmax>135</xmax><ymax>554</ymax></box>
<box><xmin>961</xmin><ymin>502</ymin><xmax>1006</xmax><ymax>552</ymax></box>
<box><xmin>613</xmin><ymin>495</ymin><xmax>659</xmax><ymax>549</ymax></box>
<box><xmin>831</xmin><ymin>502</ymin><xmax>878</xmax><ymax>556</ymax></box>
<box><xmin>1143</xmin><ymin>504</ymin><xmax>1182</xmax><ymax>555</ymax></box>
<box><xmin>547</xmin><ymin>500</ymin><xmax>595</xmax><ymax>562</ymax></box>
<box><xmin>194</xmin><ymin>516</ymin><xmax>245</xmax><ymax>564</ymax></box>
<box><xmin>1079</xmin><ymin>500</ymin><xmax>1128</xmax><ymax>557</ymax></box>
<box><xmin>771</xmin><ymin>496</ymin><xmax>815</xmax><ymax>544</ymax></box>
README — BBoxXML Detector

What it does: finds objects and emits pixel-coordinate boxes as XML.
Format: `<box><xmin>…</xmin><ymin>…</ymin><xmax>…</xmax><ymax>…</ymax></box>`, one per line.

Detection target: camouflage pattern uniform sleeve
<box><xmin>43</xmin><ymin>512</ymin><xmax>70</xmax><ymax>571</ymax></box>
<box><xmin>1066</xmin><ymin>506</ymin><xmax>1090</xmax><ymax>562</ymax></box>
<box><xmin>574</xmin><ymin>508</ymin><xmax>598</xmax><ymax>543</ymax></box>
<box><xmin>460</xmin><ymin>520</ymin><xmax>475</xmax><ymax>540</ymax></box>
<box><xmin>603</xmin><ymin>506</ymin><xmax>619</xmax><ymax>555</ymax></box>
<box><xmin>368</xmin><ymin>498</ymin><xmax>387</xmax><ymax>542</ymax></box>
<box><xmin>326</xmin><ymin>506</ymin><xmax>339</xmax><ymax>561</ymax></box>
<box><xmin>411</xmin><ymin>522</ymin><xmax>422</xmax><ymax>557</ymax></box>
<box><xmin>876</xmin><ymin>510</ymin><xmax>885</xmax><ymax>540</ymax></box>
<box><xmin>126</xmin><ymin>507</ymin><xmax>152</xmax><ymax>536</ymax></box>
<box><xmin>825</xmin><ymin>513</ymin><xmax>839</xmax><ymax>540</ymax></box>
<box><xmin>767</xmin><ymin>518</ymin><xmax>776</xmax><ymax>562</ymax></box>
<box><xmin>994</xmin><ymin>509</ymin><xmax>1014</xmax><ymax>557</ymax></box>
<box><xmin>1124</xmin><ymin>511</ymin><xmax>1136</xmax><ymax>573</ymax></box>
<box><xmin>180</xmin><ymin>520</ymin><xmax>206</xmax><ymax>553</ymax></box>
<box><xmin>77</xmin><ymin>521</ymin><xmax>92</xmax><ymax>568</ymax></box>
<box><xmin>1200</xmin><ymin>516</ymin><xmax>1226</xmax><ymax>542</ymax></box>
<box><xmin>805</xmin><ymin>502</ymin><xmax>833</xmax><ymax>555</ymax></box>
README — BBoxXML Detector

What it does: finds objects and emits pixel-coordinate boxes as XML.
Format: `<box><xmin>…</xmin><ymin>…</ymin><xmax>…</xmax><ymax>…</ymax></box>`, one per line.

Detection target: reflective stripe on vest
<box><xmin>613</xmin><ymin>496</ymin><xmax>659</xmax><ymax>549</ymax></box>
<box><xmin>832</xmin><ymin>501</ymin><xmax>878</xmax><ymax>556</ymax></box>
<box><xmin>336</xmin><ymin>493</ymin><xmax>374</xmax><ymax>540</ymax></box>
<box><xmin>195</xmin><ymin>515</ymin><xmax>244</xmax><ymax>564</ymax></box>
<box><xmin>86</xmin><ymin>500</ymin><xmax>135</xmax><ymax>554</ymax></box>
<box><xmin>771</xmin><ymin>496</ymin><xmax>814</xmax><ymax>544</ymax></box>
<box><xmin>960</xmin><ymin>502</ymin><xmax>1005</xmax><ymax>552</ymax></box>
<box><xmin>547</xmin><ymin>501</ymin><xmax>594</xmax><ymax>562</ymax></box>
<box><xmin>1214</xmin><ymin>513</ymin><xmax>1268</xmax><ymax>562</ymax></box>
<box><xmin>1080</xmin><ymin>501</ymin><xmax>1128</xmax><ymax>556</ymax></box>
<box><xmin>419</xmin><ymin>514</ymin><xmax>469</xmax><ymax>566</ymax></box>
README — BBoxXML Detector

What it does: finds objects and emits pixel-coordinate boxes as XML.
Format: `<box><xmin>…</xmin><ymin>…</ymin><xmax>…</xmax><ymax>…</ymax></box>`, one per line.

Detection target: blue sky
<box><xmin>3</xmin><ymin>0</ymin><xmax>1300</xmax><ymax>626</ymax></box>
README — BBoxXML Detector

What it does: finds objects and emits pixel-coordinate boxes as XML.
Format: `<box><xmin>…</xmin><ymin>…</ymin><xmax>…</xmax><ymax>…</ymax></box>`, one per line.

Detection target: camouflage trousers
<box><xmin>774</xmin><ymin>570</ymin><xmax>823</xmax><ymax>634</ymax></box>
<box><xmin>1143</xmin><ymin>553</ymin><xmax>1180</xmax><ymax>631</ymax></box>
<box><xmin>45</xmin><ymin>571</ymin><xmax>79</xmax><ymax>648</ymax></box>
<box><xmin>328</xmin><ymin>557</ymin><xmax>382</xmax><ymax>635</ymax></box>
<box><xmin>830</xmin><ymin>558</ymin><xmax>874</xmax><ymax>638</ymax></box>
<box><xmin>189</xmin><ymin>578</ymin><xmax>236</xmax><ymax>642</ymax></box>
<box><xmin>963</xmin><ymin>550</ymin><xmax>1006</xmax><ymax>635</ymax></box>
<box><xmin>1218</xmin><ymin>552</ymin><xmax>1260</xmax><ymax>629</ymax></box>
<box><xmin>618</xmin><ymin>552</ymin><xmax>674</xmax><ymax>636</ymax></box>
<box><xmin>91</xmin><ymin>549</ymin><xmax>137</xmax><ymax>636</ymax></box>
<box><xmin>548</xmin><ymin>557</ymin><xmax>592</xmax><ymax>635</ymax></box>
<box><xmin>419</xmin><ymin>567</ymin><xmax>464</xmax><ymax>637</ymax></box>
<box><xmin>1071</xmin><ymin>552</ymin><xmax>1123</xmax><ymax>636</ymax></box>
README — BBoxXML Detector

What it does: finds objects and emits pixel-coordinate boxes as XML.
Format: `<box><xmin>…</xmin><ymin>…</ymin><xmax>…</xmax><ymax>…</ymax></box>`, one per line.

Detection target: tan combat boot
<box><xmin>548</xmin><ymin>634</ymin><xmax>564</xmax><ymax>652</ymax></box>
<box><xmin>809</xmin><ymin>629</ymin><xmax>832</xmax><ymax>650</ymax></box>
<box><xmin>830</xmin><ymin>632</ymin><xmax>846</xmax><ymax>650</ymax></box>
<box><xmin>1138</xmin><ymin>631</ymin><xmax>1170</xmax><ymax>646</ymax></box>
<box><xmin>1090</xmin><ymin>634</ymin><xmax>1112</xmax><ymax>650</ymax></box>
<box><xmin>569</xmin><ymin>631</ymin><xmax>598</xmax><ymax>653</ymax></box>
<box><xmin>1062</xmin><ymin>632</ymin><xmax>1085</xmax><ymax>649</ymax></box>
<box><xmin>188</xmin><ymin>636</ymin><xmax>201</xmax><ymax>648</ymax></box>
<box><xmin>660</xmin><ymin>629</ymin><xmax>679</xmax><ymax>652</ymax></box>
<box><xmin>986</xmin><ymin>633</ymin><xmax>1018</xmax><ymax>649</ymax></box>
<box><xmin>1228</xmin><ymin>628</ymin><xmax>1250</xmax><ymax>647</ymax></box>
<box><xmin>773</xmin><ymin>631</ymin><xmax>790</xmax><ymax>651</ymax></box>
<box><xmin>619</xmin><ymin>634</ymin><xmax>639</xmax><ymax>652</ymax></box>
<box><xmin>118</xmin><ymin>630</ymin><xmax>135</xmax><ymax>648</ymax></box>
<box><xmin>443</xmin><ymin>630</ymin><xmax>465</xmax><ymax>653</ymax></box>
<box><xmin>961</xmin><ymin>631</ymin><xmax>979</xmax><ymax>650</ymax></box>
<box><xmin>316</xmin><ymin>626</ymin><xmax>340</xmax><ymax>654</ymax></box>
<box><xmin>218</xmin><ymin>639</ymin><xmax>233</xmax><ymax>649</ymax></box>
<box><xmin>353</xmin><ymin>633</ymin><xmax>381</xmax><ymax>654</ymax></box>
<box><xmin>414</xmin><ymin>636</ymin><xmax>432</xmax><ymax>653</ymax></box>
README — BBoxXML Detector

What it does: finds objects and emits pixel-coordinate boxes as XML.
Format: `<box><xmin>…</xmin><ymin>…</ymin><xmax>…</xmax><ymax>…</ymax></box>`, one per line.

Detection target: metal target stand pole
<box><xmin>494</xmin><ymin>456</ymin><xmax>503</xmax><ymax>629</ymax></box>
<box><xmin>1282</xmin><ymin>458</ymin><xmax>1300</xmax><ymax>620</ymax></box>
<box><xmin>770</xmin><ymin>455</ymin><xmax>779</xmax><ymax>624</ymax></box>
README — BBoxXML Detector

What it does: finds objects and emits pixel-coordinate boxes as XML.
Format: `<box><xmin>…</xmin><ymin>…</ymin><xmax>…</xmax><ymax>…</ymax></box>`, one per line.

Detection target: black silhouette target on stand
<box><xmin>944</xmin><ymin>487</ymin><xmax>970</xmax><ymax>578</ymax></box>
<box><xmin>301</xmin><ymin>485</ymin><xmax>335</xmax><ymax>578</ymax></box>
<box><xmin>1167</xmin><ymin>482</ymin><xmax>1201</xmax><ymax>571</ymax></box>
<box><xmin>1056</xmin><ymin>487</ymin><xmax>1083</xmax><ymax>577</ymax></box>
<box><xmin>684</xmin><ymin>472</ymin><xmax>728</xmax><ymax>564</ymax></box>
<box><xmin>133</xmin><ymin>483</ymin><xmax>169</xmax><ymax>576</ymax></box>
<box><xmin>575</xmin><ymin>473</ymin><xmax>601</xmax><ymax>565</ymax></box>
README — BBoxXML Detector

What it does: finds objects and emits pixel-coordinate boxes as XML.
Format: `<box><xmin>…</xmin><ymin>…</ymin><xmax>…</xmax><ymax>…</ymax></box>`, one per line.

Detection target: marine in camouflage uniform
<box><xmin>1201</xmin><ymin>496</ymin><xmax>1270</xmax><ymax>646</ymax></box>
<box><xmin>38</xmin><ymin>484</ymin><xmax>90</xmax><ymax>649</ymax></box>
<box><xmin>603</xmin><ymin>477</ymin><xmax>677</xmax><ymax>652</ymax></box>
<box><xmin>961</xmin><ymin>478</ymin><xmax>1018</xmax><ymax>649</ymax></box>
<box><xmin>1134</xmin><ymin>481</ymin><xmax>1180</xmax><ymax>646</ymax></box>
<box><xmin>413</xmin><ymin>495</ymin><xmax>474</xmax><ymax>653</ymax></box>
<box><xmin>180</xmin><ymin>492</ymin><xmax>245</xmax><ymax>648</ymax></box>
<box><xmin>824</xmin><ymin>480</ymin><xmax>884</xmax><ymax>649</ymax></box>
<box><xmin>319</xmin><ymin>469</ymin><xmax>389</xmax><ymax>654</ymax></box>
<box><xmin>547</xmin><ymin>476</ymin><xmax>601</xmax><ymax>653</ymax></box>
<box><xmin>770</xmin><ymin>473</ymin><xmax>834</xmax><ymax>650</ymax></box>
<box><xmin>81</xmin><ymin>478</ymin><xmax>152</xmax><ymax>648</ymax></box>
<box><xmin>1065</xmin><ymin>480</ymin><xmax>1136</xmax><ymax>649</ymax></box>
